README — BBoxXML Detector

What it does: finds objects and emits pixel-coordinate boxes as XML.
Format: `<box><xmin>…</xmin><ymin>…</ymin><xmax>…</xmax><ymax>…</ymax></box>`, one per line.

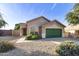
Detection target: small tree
<box><xmin>0</xmin><ymin>13</ymin><xmax>7</xmax><ymax>28</ymax></box>
<box><xmin>14</xmin><ymin>24</ymin><xmax>20</xmax><ymax>30</ymax></box>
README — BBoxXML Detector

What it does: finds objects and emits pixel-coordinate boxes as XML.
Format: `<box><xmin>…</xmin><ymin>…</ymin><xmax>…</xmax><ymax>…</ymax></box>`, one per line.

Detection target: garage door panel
<box><xmin>46</xmin><ymin>29</ymin><xmax>62</xmax><ymax>38</ymax></box>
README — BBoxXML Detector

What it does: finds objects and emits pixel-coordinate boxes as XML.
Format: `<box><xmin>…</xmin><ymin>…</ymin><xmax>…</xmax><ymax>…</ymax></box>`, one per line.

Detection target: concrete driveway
<box><xmin>0</xmin><ymin>36</ymin><xmax>20</xmax><ymax>40</ymax></box>
<box><xmin>41</xmin><ymin>38</ymin><xmax>79</xmax><ymax>44</ymax></box>
<box><xmin>16</xmin><ymin>37</ymin><xmax>79</xmax><ymax>44</ymax></box>
<box><xmin>0</xmin><ymin>36</ymin><xmax>21</xmax><ymax>44</ymax></box>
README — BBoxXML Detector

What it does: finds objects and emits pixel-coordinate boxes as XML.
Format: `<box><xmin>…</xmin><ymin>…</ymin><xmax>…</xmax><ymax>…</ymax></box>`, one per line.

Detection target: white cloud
<box><xmin>40</xmin><ymin>9</ymin><xmax>46</xmax><ymax>15</ymax></box>
<box><xmin>51</xmin><ymin>3</ymin><xmax>56</xmax><ymax>10</ymax></box>
<box><xmin>40</xmin><ymin>4</ymin><xmax>57</xmax><ymax>15</ymax></box>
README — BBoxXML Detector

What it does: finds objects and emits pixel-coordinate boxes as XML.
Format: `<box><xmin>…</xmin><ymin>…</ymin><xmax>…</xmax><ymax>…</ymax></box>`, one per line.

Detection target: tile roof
<box><xmin>26</xmin><ymin>16</ymin><xmax>50</xmax><ymax>23</ymax></box>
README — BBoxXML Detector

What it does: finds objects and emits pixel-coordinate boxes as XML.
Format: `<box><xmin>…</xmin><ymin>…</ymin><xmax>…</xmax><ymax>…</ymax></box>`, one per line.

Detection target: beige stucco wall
<box><xmin>27</xmin><ymin>18</ymin><xmax>48</xmax><ymax>35</ymax></box>
<box><xmin>42</xmin><ymin>22</ymin><xmax>65</xmax><ymax>38</ymax></box>
<box><xmin>19</xmin><ymin>23</ymin><xmax>26</xmax><ymax>36</ymax></box>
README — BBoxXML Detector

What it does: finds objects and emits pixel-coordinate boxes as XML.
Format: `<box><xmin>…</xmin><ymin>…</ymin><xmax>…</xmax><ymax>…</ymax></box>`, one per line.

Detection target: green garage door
<box><xmin>46</xmin><ymin>29</ymin><xmax>62</xmax><ymax>38</ymax></box>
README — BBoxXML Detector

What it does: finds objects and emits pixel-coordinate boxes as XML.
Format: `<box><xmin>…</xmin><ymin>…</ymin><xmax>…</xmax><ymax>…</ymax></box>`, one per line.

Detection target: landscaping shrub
<box><xmin>26</xmin><ymin>34</ymin><xmax>41</xmax><ymax>40</ymax></box>
<box><xmin>31</xmin><ymin>34</ymin><xmax>38</xmax><ymax>39</ymax></box>
<box><xmin>26</xmin><ymin>32</ymin><xmax>41</xmax><ymax>40</ymax></box>
<box><xmin>0</xmin><ymin>41</ymin><xmax>15</xmax><ymax>53</ymax></box>
<box><xmin>26</xmin><ymin>35</ymin><xmax>32</xmax><ymax>40</ymax></box>
<box><xmin>56</xmin><ymin>41</ymin><xmax>79</xmax><ymax>56</ymax></box>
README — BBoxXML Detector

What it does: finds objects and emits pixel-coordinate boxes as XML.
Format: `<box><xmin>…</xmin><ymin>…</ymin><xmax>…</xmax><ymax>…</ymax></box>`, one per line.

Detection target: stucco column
<box><xmin>42</xmin><ymin>27</ymin><xmax>46</xmax><ymax>38</ymax></box>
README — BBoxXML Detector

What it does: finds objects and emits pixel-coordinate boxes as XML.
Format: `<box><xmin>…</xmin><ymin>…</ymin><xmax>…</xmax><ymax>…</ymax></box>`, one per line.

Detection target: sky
<box><xmin>0</xmin><ymin>3</ymin><xmax>74</xmax><ymax>30</ymax></box>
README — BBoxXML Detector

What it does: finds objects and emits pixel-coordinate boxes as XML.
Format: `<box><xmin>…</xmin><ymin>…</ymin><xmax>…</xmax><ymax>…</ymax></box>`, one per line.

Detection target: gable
<box><xmin>26</xmin><ymin>16</ymin><xmax>50</xmax><ymax>27</ymax></box>
<box><xmin>26</xmin><ymin>16</ymin><xmax>50</xmax><ymax>23</ymax></box>
<box><xmin>42</xmin><ymin>20</ymin><xmax>65</xmax><ymax>28</ymax></box>
<box><xmin>52</xmin><ymin>20</ymin><xmax>65</xmax><ymax>27</ymax></box>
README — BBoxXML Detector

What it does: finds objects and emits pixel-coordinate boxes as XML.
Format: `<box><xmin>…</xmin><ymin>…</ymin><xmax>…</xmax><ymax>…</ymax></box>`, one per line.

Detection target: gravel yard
<box><xmin>0</xmin><ymin>37</ymin><xmax>79</xmax><ymax>56</ymax></box>
<box><xmin>0</xmin><ymin>40</ymin><xmax>60</xmax><ymax>56</ymax></box>
<box><xmin>15</xmin><ymin>41</ymin><xmax>59</xmax><ymax>56</ymax></box>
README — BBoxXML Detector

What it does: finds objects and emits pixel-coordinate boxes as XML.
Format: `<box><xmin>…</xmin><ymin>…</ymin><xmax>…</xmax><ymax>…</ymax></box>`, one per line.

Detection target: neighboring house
<box><xmin>18</xmin><ymin>16</ymin><xmax>65</xmax><ymax>38</ymax></box>
<box><xmin>65</xmin><ymin>24</ymin><xmax>79</xmax><ymax>38</ymax></box>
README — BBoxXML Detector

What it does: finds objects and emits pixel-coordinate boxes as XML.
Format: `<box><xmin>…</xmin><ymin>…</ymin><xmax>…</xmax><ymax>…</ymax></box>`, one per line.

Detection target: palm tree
<box><xmin>0</xmin><ymin>13</ymin><xmax>7</xmax><ymax>28</ymax></box>
<box><xmin>73</xmin><ymin>3</ymin><xmax>79</xmax><ymax>15</ymax></box>
<box><xmin>66</xmin><ymin>4</ymin><xmax>79</xmax><ymax>25</ymax></box>
<box><xmin>66</xmin><ymin>12</ymin><xmax>79</xmax><ymax>25</ymax></box>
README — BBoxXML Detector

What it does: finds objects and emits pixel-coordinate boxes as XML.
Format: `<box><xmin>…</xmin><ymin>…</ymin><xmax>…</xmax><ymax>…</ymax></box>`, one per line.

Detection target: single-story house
<box><xmin>65</xmin><ymin>24</ymin><xmax>79</xmax><ymax>38</ymax></box>
<box><xmin>17</xmin><ymin>16</ymin><xmax>65</xmax><ymax>38</ymax></box>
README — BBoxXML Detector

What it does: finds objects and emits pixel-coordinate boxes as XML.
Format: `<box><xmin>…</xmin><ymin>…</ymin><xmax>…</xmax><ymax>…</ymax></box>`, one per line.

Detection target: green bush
<box><xmin>26</xmin><ymin>35</ymin><xmax>32</xmax><ymax>40</ymax></box>
<box><xmin>56</xmin><ymin>41</ymin><xmax>79</xmax><ymax>56</ymax></box>
<box><xmin>26</xmin><ymin>34</ymin><xmax>41</xmax><ymax>40</ymax></box>
<box><xmin>31</xmin><ymin>35</ymin><xmax>38</xmax><ymax>39</ymax></box>
<box><xmin>26</xmin><ymin>32</ymin><xmax>41</xmax><ymax>40</ymax></box>
<box><xmin>0</xmin><ymin>41</ymin><xmax>15</xmax><ymax>53</ymax></box>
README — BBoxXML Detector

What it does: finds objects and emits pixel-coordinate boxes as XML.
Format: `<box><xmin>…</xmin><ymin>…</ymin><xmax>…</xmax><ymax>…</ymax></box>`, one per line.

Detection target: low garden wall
<box><xmin>12</xmin><ymin>30</ymin><xmax>20</xmax><ymax>36</ymax></box>
<box><xmin>0</xmin><ymin>30</ymin><xmax>12</xmax><ymax>36</ymax></box>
